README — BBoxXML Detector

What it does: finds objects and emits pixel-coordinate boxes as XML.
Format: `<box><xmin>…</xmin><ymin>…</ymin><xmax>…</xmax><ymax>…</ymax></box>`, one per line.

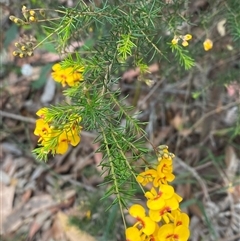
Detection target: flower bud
<box><xmin>29</xmin><ymin>16</ymin><xmax>36</xmax><ymax>22</ymax></box>
<box><xmin>184</xmin><ymin>34</ymin><xmax>192</xmax><ymax>40</ymax></box>
<box><xmin>9</xmin><ymin>15</ymin><xmax>16</xmax><ymax>22</ymax></box>
<box><xmin>182</xmin><ymin>41</ymin><xmax>189</xmax><ymax>47</ymax></box>
<box><xmin>203</xmin><ymin>39</ymin><xmax>213</xmax><ymax>51</ymax></box>
<box><xmin>159</xmin><ymin>145</ymin><xmax>168</xmax><ymax>150</ymax></box>
<box><xmin>171</xmin><ymin>36</ymin><xmax>179</xmax><ymax>45</ymax></box>
<box><xmin>13</xmin><ymin>51</ymin><xmax>19</xmax><ymax>56</ymax></box>
<box><xmin>15</xmin><ymin>42</ymin><xmax>21</xmax><ymax>48</ymax></box>
<box><xmin>21</xmin><ymin>45</ymin><xmax>27</xmax><ymax>51</ymax></box>
<box><xmin>19</xmin><ymin>53</ymin><xmax>25</xmax><ymax>58</ymax></box>
<box><xmin>29</xmin><ymin>10</ymin><xmax>36</xmax><ymax>16</ymax></box>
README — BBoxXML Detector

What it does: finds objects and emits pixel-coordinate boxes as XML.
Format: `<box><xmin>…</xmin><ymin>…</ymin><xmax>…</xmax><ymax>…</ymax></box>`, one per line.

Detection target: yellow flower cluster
<box><xmin>51</xmin><ymin>63</ymin><xmax>84</xmax><ymax>87</ymax></box>
<box><xmin>171</xmin><ymin>34</ymin><xmax>192</xmax><ymax>47</ymax></box>
<box><xmin>34</xmin><ymin>108</ymin><xmax>82</xmax><ymax>155</ymax></box>
<box><xmin>125</xmin><ymin>146</ymin><xmax>190</xmax><ymax>241</ymax></box>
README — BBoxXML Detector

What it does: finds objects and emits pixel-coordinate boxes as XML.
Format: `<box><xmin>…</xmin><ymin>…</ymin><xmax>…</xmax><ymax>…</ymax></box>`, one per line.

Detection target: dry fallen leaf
<box><xmin>122</xmin><ymin>63</ymin><xmax>159</xmax><ymax>82</ymax></box>
<box><xmin>2</xmin><ymin>194</ymin><xmax>57</xmax><ymax>234</ymax></box>
<box><xmin>56</xmin><ymin>211</ymin><xmax>96</xmax><ymax>241</ymax></box>
<box><xmin>189</xmin><ymin>203</ymin><xmax>203</xmax><ymax>219</ymax></box>
<box><xmin>217</xmin><ymin>19</ymin><xmax>226</xmax><ymax>37</ymax></box>
<box><xmin>40</xmin><ymin>76</ymin><xmax>56</xmax><ymax>103</ymax></box>
<box><xmin>225</xmin><ymin>146</ymin><xmax>239</xmax><ymax>182</ymax></box>
<box><xmin>170</xmin><ymin>113</ymin><xmax>183</xmax><ymax>130</ymax></box>
<box><xmin>224</xmin><ymin>106</ymin><xmax>238</xmax><ymax>126</ymax></box>
<box><xmin>28</xmin><ymin>211</ymin><xmax>52</xmax><ymax>240</ymax></box>
<box><xmin>152</xmin><ymin>126</ymin><xmax>172</xmax><ymax>146</ymax></box>
<box><xmin>0</xmin><ymin>183</ymin><xmax>15</xmax><ymax>234</ymax></box>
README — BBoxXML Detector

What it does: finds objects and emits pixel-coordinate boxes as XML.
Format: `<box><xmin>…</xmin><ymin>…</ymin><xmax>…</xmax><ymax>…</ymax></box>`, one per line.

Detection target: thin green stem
<box><xmin>101</xmin><ymin>127</ymin><xmax>127</xmax><ymax>230</ymax></box>
<box><xmin>140</xmin><ymin>30</ymin><xmax>163</xmax><ymax>56</ymax></box>
<box><xmin>110</xmin><ymin>131</ymin><xmax>145</xmax><ymax>195</ymax></box>
<box><xmin>33</xmin><ymin>24</ymin><xmax>64</xmax><ymax>50</ymax></box>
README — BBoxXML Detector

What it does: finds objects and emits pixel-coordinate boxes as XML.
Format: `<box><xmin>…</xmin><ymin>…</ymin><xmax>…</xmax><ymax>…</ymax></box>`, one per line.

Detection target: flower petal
<box><xmin>174</xmin><ymin>225</ymin><xmax>190</xmax><ymax>241</ymax></box>
<box><xmin>141</xmin><ymin>216</ymin><xmax>155</xmax><ymax>235</ymax></box>
<box><xmin>129</xmin><ymin>204</ymin><xmax>145</xmax><ymax>218</ymax></box>
<box><xmin>158</xmin><ymin>224</ymin><xmax>174</xmax><ymax>240</ymax></box>
<box><xmin>125</xmin><ymin>227</ymin><xmax>141</xmax><ymax>241</ymax></box>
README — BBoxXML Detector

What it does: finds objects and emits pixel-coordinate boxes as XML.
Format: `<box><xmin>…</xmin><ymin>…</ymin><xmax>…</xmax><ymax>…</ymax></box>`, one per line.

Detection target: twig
<box><xmin>218</xmin><ymin>233</ymin><xmax>240</xmax><ymax>241</ymax></box>
<box><xmin>189</xmin><ymin>100</ymin><xmax>240</xmax><ymax>133</ymax></box>
<box><xmin>138</xmin><ymin>79</ymin><xmax>163</xmax><ymax>108</ymax></box>
<box><xmin>174</xmin><ymin>156</ymin><xmax>211</xmax><ymax>202</ymax></box>
<box><xmin>175</xmin><ymin>72</ymin><xmax>193</xmax><ymax>155</ymax></box>
<box><xmin>0</xmin><ymin>110</ymin><xmax>36</xmax><ymax>124</ymax></box>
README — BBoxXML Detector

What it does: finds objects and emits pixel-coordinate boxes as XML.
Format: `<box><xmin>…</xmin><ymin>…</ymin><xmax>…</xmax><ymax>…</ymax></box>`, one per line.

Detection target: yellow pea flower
<box><xmin>136</xmin><ymin>169</ymin><xmax>158</xmax><ymax>186</ymax></box>
<box><xmin>171</xmin><ymin>36</ymin><xmax>179</xmax><ymax>45</ymax></box>
<box><xmin>158</xmin><ymin>223</ymin><xmax>190</xmax><ymax>241</ymax></box>
<box><xmin>145</xmin><ymin>185</ymin><xmax>175</xmax><ymax>210</ymax></box>
<box><xmin>129</xmin><ymin>204</ymin><xmax>156</xmax><ymax>236</ymax></box>
<box><xmin>125</xmin><ymin>227</ymin><xmax>141</xmax><ymax>241</ymax></box>
<box><xmin>183</xmin><ymin>34</ymin><xmax>192</xmax><ymax>41</ymax></box>
<box><xmin>36</xmin><ymin>107</ymin><xmax>48</xmax><ymax>119</ymax></box>
<box><xmin>149</xmin><ymin>193</ymin><xmax>182</xmax><ymax>222</ymax></box>
<box><xmin>203</xmin><ymin>39</ymin><xmax>213</xmax><ymax>51</ymax></box>
<box><xmin>182</xmin><ymin>41</ymin><xmax>189</xmax><ymax>47</ymax></box>
<box><xmin>51</xmin><ymin>63</ymin><xmax>84</xmax><ymax>87</ymax></box>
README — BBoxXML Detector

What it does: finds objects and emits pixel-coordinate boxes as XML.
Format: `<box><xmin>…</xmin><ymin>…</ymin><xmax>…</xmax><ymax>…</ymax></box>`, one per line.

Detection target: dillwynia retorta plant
<box><xmin>9</xmin><ymin>0</ymin><xmax>240</xmax><ymax>240</ymax></box>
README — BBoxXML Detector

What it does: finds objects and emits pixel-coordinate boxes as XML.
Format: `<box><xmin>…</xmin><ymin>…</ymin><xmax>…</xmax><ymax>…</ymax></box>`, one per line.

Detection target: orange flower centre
<box><xmin>166</xmin><ymin>234</ymin><xmax>179</xmax><ymax>240</ymax></box>
<box><xmin>60</xmin><ymin>74</ymin><xmax>67</xmax><ymax>80</ymax></box>
<box><xmin>160</xmin><ymin>206</ymin><xmax>171</xmax><ymax>216</ymax></box>
<box><xmin>136</xmin><ymin>217</ymin><xmax>145</xmax><ymax>228</ymax></box>
<box><xmin>154</xmin><ymin>191</ymin><xmax>163</xmax><ymax>200</ymax></box>
<box><xmin>176</xmin><ymin>221</ymin><xmax>182</xmax><ymax>226</ymax></box>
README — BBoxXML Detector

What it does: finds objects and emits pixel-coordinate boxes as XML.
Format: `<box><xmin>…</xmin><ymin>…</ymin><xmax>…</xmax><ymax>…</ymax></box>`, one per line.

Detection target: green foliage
<box><xmin>226</xmin><ymin>0</ymin><xmax>240</xmax><ymax>42</ymax></box>
<box><xmin>69</xmin><ymin>188</ymin><xmax>124</xmax><ymax>240</ymax></box>
<box><xmin>117</xmin><ymin>34</ymin><xmax>136</xmax><ymax>62</ymax></box>
<box><xmin>170</xmin><ymin>44</ymin><xmax>195</xmax><ymax>70</ymax></box>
